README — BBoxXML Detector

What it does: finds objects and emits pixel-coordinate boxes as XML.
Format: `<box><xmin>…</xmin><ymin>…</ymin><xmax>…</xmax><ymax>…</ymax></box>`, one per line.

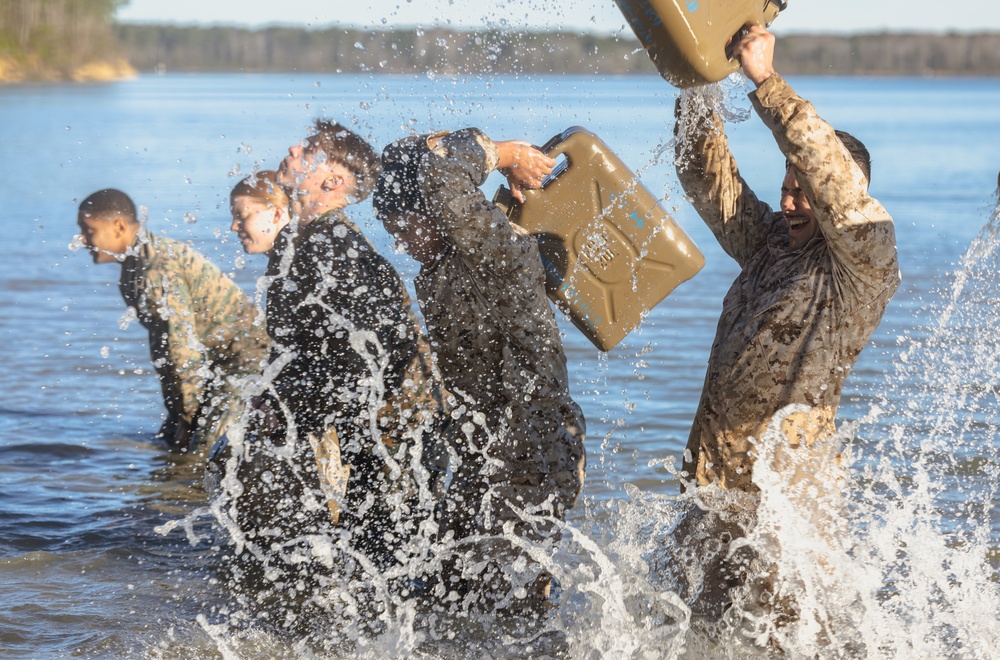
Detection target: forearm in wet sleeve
<box><xmin>144</xmin><ymin>321</ymin><xmax>194</xmax><ymax>424</ymax></box>
<box><xmin>164</xmin><ymin>326</ymin><xmax>207</xmax><ymax>423</ymax></box>
<box><xmin>751</xmin><ymin>74</ymin><xmax>898</xmax><ymax>286</ymax></box>
<box><xmin>418</xmin><ymin>128</ymin><xmax>515</xmax><ymax>259</ymax></box>
<box><xmin>157</xmin><ymin>286</ymin><xmax>207</xmax><ymax>422</ymax></box>
<box><xmin>674</xmin><ymin>98</ymin><xmax>772</xmax><ymax>266</ymax></box>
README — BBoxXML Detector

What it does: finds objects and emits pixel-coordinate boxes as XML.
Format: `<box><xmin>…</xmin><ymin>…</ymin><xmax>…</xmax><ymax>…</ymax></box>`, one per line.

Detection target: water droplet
<box><xmin>118</xmin><ymin>307</ymin><xmax>138</xmax><ymax>330</ymax></box>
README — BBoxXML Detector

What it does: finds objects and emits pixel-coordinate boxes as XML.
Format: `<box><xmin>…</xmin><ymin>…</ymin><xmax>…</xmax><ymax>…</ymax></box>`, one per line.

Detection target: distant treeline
<box><xmin>115</xmin><ymin>25</ymin><xmax>649</xmax><ymax>75</ymax></box>
<box><xmin>0</xmin><ymin>0</ymin><xmax>132</xmax><ymax>81</ymax></box>
<box><xmin>117</xmin><ymin>24</ymin><xmax>1000</xmax><ymax>77</ymax></box>
<box><xmin>5</xmin><ymin>8</ymin><xmax>1000</xmax><ymax>83</ymax></box>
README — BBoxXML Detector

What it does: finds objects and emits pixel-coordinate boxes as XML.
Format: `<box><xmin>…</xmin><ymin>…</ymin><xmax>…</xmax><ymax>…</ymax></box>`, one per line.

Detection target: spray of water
<box><xmin>148</xmin><ymin>79</ymin><xmax>1000</xmax><ymax>658</ymax></box>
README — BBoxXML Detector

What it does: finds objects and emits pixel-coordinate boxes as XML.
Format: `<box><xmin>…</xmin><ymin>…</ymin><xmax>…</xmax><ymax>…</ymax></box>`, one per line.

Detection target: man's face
<box><xmin>230</xmin><ymin>196</ymin><xmax>286</xmax><ymax>254</ymax></box>
<box><xmin>76</xmin><ymin>214</ymin><xmax>127</xmax><ymax>264</ymax></box>
<box><xmin>382</xmin><ymin>212</ymin><xmax>444</xmax><ymax>264</ymax></box>
<box><xmin>278</xmin><ymin>137</ymin><xmax>335</xmax><ymax>210</ymax></box>
<box><xmin>277</xmin><ymin>136</ymin><xmax>324</xmax><ymax>194</ymax></box>
<box><xmin>780</xmin><ymin>167</ymin><xmax>820</xmax><ymax>250</ymax></box>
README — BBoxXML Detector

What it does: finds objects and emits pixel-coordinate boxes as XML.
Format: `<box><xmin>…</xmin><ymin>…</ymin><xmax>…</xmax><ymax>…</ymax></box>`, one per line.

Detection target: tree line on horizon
<box><xmin>3</xmin><ymin>2</ymin><xmax>1000</xmax><ymax>82</ymax></box>
<box><xmin>0</xmin><ymin>0</ymin><xmax>127</xmax><ymax>79</ymax></box>
<box><xmin>114</xmin><ymin>24</ymin><xmax>1000</xmax><ymax>77</ymax></box>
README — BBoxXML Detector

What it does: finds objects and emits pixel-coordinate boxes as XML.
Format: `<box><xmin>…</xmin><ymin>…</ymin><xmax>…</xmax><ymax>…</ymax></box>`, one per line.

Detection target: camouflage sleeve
<box><xmin>416</xmin><ymin>127</ymin><xmax>515</xmax><ymax>261</ymax></box>
<box><xmin>750</xmin><ymin>74</ymin><xmax>900</xmax><ymax>303</ymax></box>
<box><xmin>146</xmin><ymin>263</ymin><xmax>206</xmax><ymax>424</ymax></box>
<box><xmin>674</xmin><ymin>96</ymin><xmax>774</xmax><ymax>268</ymax></box>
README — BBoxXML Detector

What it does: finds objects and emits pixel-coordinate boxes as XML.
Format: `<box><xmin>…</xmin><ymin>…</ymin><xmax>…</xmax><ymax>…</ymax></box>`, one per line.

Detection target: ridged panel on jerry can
<box><xmin>495</xmin><ymin>126</ymin><xmax>705</xmax><ymax>352</ymax></box>
<box><xmin>615</xmin><ymin>0</ymin><xmax>787</xmax><ymax>87</ymax></box>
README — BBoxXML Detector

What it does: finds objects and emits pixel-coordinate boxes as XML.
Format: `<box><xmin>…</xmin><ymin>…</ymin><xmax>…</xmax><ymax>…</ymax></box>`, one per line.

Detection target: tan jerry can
<box><xmin>494</xmin><ymin>126</ymin><xmax>704</xmax><ymax>352</ymax></box>
<box><xmin>615</xmin><ymin>0</ymin><xmax>787</xmax><ymax>87</ymax></box>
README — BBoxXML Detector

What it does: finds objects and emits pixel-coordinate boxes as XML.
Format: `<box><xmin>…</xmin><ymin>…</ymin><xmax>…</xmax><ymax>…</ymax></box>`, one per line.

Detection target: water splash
<box><xmin>149</xmin><ymin>113</ymin><xmax>1000</xmax><ymax>660</ymax></box>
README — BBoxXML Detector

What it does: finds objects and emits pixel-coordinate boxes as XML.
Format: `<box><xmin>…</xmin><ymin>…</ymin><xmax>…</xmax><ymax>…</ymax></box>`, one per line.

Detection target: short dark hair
<box><xmin>79</xmin><ymin>188</ymin><xmax>138</xmax><ymax>224</ymax></box>
<box><xmin>372</xmin><ymin>135</ymin><xmax>432</xmax><ymax>219</ymax></box>
<box><xmin>785</xmin><ymin>130</ymin><xmax>872</xmax><ymax>188</ymax></box>
<box><xmin>834</xmin><ymin>130</ymin><xmax>871</xmax><ymax>186</ymax></box>
<box><xmin>310</xmin><ymin>120</ymin><xmax>381</xmax><ymax>202</ymax></box>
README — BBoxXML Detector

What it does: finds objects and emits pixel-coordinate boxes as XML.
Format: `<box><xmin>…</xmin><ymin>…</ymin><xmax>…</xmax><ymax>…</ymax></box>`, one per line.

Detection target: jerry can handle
<box><xmin>537</xmin><ymin>126</ymin><xmax>589</xmax><ymax>188</ymax></box>
<box><xmin>724</xmin><ymin>0</ymin><xmax>787</xmax><ymax>61</ymax></box>
<box><xmin>724</xmin><ymin>23</ymin><xmax>754</xmax><ymax>61</ymax></box>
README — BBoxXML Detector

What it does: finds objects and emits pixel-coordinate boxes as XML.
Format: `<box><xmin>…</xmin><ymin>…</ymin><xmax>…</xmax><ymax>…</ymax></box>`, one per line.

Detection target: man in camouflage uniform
<box><xmin>672</xmin><ymin>27</ymin><xmax>900</xmax><ymax>622</ymax></box>
<box><xmin>76</xmin><ymin>188</ymin><xmax>269</xmax><ymax>452</ymax></box>
<box><xmin>675</xmin><ymin>26</ymin><xmax>899</xmax><ymax>492</ymax></box>
<box><xmin>374</xmin><ymin>128</ymin><xmax>587</xmax><ymax>610</ymax></box>
<box><xmin>252</xmin><ymin>121</ymin><xmax>446</xmax><ymax>572</ymax></box>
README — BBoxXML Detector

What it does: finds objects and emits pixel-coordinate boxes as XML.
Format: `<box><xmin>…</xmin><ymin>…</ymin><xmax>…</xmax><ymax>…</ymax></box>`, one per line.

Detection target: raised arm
<box><xmin>739</xmin><ymin>26</ymin><xmax>899</xmax><ymax>299</ymax></box>
<box><xmin>416</xmin><ymin>128</ymin><xmax>553</xmax><ymax>261</ymax></box>
<box><xmin>674</xmin><ymin>94</ymin><xmax>774</xmax><ymax>268</ymax></box>
<box><xmin>412</xmin><ymin>128</ymin><xmax>564</xmax><ymax>352</ymax></box>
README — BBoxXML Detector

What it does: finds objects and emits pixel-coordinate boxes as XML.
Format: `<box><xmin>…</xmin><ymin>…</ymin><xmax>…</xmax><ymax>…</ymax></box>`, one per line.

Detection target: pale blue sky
<box><xmin>116</xmin><ymin>0</ymin><xmax>1000</xmax><ymax>34</ymax></box>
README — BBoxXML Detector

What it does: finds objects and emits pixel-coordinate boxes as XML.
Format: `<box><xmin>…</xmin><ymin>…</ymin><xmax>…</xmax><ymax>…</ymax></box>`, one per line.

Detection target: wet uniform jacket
<box><xmin>409</xmin><ymin>128</ymin><xmax>586</xmax><ymax>537</ymax></box>
<box><xmin>262</xmin><ymin>210</ymin><xmax>443</xmax><ymax>557</ymax></box>
<box><xmin>119</xmin><ymin>231</ymin><xmax>268</xmax><ymax>449</ymax></box>
<box><xmin>675</xmin><ymin>74</ymin><xmax>900</xmax><ymax>490</ymax></box>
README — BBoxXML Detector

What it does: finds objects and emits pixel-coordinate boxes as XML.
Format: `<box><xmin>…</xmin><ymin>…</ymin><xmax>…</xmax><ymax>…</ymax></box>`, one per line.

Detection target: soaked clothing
<box><xmin>675</xmin><ymin>74</ymin><xmax>900</xmax><ymax>490</ymax></box>
<box><xmin>119</xmin><ymin>231</ymin><xmax>268</xmax><ymax>450</ymax></box>
<box><xmin>258</xmin><ymin>211</ymin><xmax>444</xmax><ymax>566</ymax></box>
<box><xmin>401</xmin><ymin>128</ymin><xmax>587</xmax><ymax>546</ymax></box>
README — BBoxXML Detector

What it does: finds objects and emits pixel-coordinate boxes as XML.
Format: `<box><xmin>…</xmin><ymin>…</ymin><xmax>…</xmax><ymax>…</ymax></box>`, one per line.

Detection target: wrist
<box><xmin>495</xmin><ymin>140</ymin><xmax>517</xmax><ymax>172</ymax></box>
<box><xmin>751</xmin><ymin>68</ymin><xmax>776</xmax><ymax>88</ymax></box>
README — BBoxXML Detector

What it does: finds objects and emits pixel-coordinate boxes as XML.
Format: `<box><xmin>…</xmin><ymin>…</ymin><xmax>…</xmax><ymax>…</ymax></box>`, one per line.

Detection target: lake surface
<box><xmin>1</xmin><ymin>72</ymin><xmax>1000</xmax><ymax>657</ymax></box>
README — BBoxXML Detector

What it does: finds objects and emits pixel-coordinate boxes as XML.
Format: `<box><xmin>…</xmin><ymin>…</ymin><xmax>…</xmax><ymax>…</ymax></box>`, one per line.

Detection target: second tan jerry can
<box><xmin>494</xmin><ymin>126</ymin><xmax>704</xmax><ymax>352</ymax></box>
<box><xmin>616</xmin><ymin>0</ymin><xmax>787</xmax><ymax>87</ymax></box>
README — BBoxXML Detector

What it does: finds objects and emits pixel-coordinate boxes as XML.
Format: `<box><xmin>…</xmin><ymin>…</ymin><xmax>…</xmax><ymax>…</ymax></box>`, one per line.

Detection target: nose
<box><xmin>230</xmin><ymin>216</ymin><xmax>240</xmax><ymax>232</ymax></box>
<box><xmin>287</xmin><ymin>144</ymin><xmax>303</xmax><ymax>159</ymax></box>
<box><xmin>780</xmin><ymin>192</ymin><xmax>795</xmax><ymax>214</ymax></box>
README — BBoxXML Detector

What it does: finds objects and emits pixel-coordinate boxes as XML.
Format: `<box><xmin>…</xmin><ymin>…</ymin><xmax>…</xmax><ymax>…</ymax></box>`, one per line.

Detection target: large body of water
<box><xmin>2</xmin><ymin>73</ymin><xmax>1000</xmax><ymax>657</ymax></box>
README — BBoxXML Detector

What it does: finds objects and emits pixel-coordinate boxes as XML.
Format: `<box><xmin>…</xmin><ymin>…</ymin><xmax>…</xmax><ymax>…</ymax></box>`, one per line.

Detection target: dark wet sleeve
<box><xmin>674</xmin><ymin>96</ymin><xmax>774</xmax><ymax>268</ymax></box>
<box><xmin>751</xmin><ymin>74</ymin><xmax>900</xmax><ymax>304</ymax></box>
<box><xmin>415</xmin><ymin>127</ymin><xmax>556</xmax><ymax>352</ymax></box>
<box><xmin>415</xmin><ymin>127</ymin><xmax>517</xmax><ymax>264</ymax></box>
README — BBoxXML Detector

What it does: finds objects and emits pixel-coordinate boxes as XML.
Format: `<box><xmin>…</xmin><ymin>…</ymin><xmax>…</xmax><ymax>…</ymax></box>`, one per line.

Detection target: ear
<box><xmin>112</xmin><ymin>215</ymin><xmax>129</xmax><ymax>237</ymax></box>
<box><xmin>320</xmin><ymin>174</ymin><xmax>345</xmax><ymax>192</ymax></box>
<box><xmin>272</xmin><ymin>206</ymin><xmax>287</xmax><ymax>226</ymax></box>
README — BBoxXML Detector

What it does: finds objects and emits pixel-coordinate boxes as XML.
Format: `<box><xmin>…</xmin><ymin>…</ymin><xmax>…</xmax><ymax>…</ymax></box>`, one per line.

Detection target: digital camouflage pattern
<box><xmin>259</xmin><ymin>210</ymin><xmax>445</xmax><ymax>566</ymax></box>
<box><xmin>675</xmin><ymin>74</ymin><xmax>900</xmax><ymax>490</ymax></box>
<box><xmin>118</xmin><ymin>231</ymin><xmax>269</xmax><ymax>450</ymax></box>
<box><xmin>404</xmin><ymin>128</ymin><xmax>587</xmax><ymax>545</ymax></box>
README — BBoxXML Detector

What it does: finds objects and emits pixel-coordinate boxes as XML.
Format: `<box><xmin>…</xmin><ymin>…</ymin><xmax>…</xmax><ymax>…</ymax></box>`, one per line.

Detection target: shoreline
<box><xmin>0</xmin><ymin>58</ymin><xmax>137</xmax><ymax>85</ymax></box>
